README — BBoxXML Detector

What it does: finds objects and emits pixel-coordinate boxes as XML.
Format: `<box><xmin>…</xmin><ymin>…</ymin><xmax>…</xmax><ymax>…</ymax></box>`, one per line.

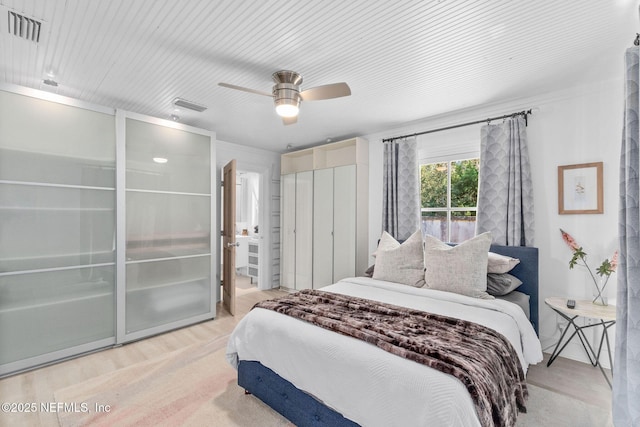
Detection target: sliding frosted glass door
<box><xmin>0</xmin><ymin>90</ymin><xmax>116</xmax><ymax>375</ymax></box>
<box><xmin>123</xmin><ymin>118</ymin><xmax>212</xmax><ymax>338</ymax></box>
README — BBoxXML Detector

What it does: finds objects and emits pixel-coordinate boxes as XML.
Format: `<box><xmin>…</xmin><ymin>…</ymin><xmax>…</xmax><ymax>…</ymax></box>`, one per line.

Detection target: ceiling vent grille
<box><xmin>173</xmin><ymin>98</ymin><xmax>208</xmax><ymax>112</ymax></box>
<box><xmin>7</xmin><ymin>10</ymin><xmax>41</xmax><ymax>43</ymax></box>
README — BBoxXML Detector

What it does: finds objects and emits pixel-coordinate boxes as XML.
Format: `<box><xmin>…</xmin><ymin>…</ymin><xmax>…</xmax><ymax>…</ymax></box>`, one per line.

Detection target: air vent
<box><xmin>173</xmin><ymin>98</ymin><xmax>208</xmax><ymax>112</ymax></box>
<box><xmin>7</xmin><ymin>10</ymin><xmax>41</xmax><ymax>43</ymax></box>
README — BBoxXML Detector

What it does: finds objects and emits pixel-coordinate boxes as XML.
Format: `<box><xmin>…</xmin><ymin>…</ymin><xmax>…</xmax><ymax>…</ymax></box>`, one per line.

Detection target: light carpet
<box><xmin>55</xmin><ymin>337</ymin><xmax>610</xmax><ymax>427</ymax></box>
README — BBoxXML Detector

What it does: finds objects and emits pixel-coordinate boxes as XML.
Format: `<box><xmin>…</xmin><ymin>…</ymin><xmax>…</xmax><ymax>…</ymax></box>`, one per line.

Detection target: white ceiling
<box><xmin>1</xmin><ymin>0</ymin><xmax>637</xmax><ymax>152</ymax></box>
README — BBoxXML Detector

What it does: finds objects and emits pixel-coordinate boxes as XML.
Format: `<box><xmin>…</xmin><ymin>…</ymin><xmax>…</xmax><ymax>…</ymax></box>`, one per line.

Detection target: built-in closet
<box><xmin>280</xmin><ymin>138</ymin><xmax>368</xmax><ymax>290</ymax></box>
<box><xmin>0</xmin><ymin>88</ymin><xmax>215</xmax><ymax>377</ymax></box>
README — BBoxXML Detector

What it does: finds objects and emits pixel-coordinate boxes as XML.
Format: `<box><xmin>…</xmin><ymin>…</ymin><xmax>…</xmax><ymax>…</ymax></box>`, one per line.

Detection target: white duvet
<box><xmin>226</xmin><ymin>277</ymin><xmax>543</xmax><ymax>427</ymax></box>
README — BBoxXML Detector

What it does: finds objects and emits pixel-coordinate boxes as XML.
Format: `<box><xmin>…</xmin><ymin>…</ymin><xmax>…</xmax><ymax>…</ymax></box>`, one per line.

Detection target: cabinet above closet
<box><xmin>281</xmin><ymin>137</ymin><xmax>368</xmax><ymax>174</ymax></box>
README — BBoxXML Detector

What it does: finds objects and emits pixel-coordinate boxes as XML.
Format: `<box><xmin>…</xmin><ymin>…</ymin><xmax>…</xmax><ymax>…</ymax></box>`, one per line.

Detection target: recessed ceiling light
<box><xmin>43</xmin><ymin>79</ymin><xmax>58</xmax><ymax>87</ymax></box>
<box><xmin>170</xmin><ymin>114</ymin><xmax>180</xmax><ymax>121</ymax></box>
<box><xmin>153</xmin><ymin>157</ymin><xmax>168</xmax><ymax>164</ymax></box>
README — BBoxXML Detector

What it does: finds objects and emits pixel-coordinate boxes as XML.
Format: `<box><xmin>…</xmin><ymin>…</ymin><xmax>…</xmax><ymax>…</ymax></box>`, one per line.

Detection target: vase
<box><xmin>591</xmin><ymin>276</ymin><xmax>608</xmax><ymax>306</ymax></box>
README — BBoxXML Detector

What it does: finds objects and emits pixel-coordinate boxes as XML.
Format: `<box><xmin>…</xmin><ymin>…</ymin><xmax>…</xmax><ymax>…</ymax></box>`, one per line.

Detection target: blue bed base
<box><xmin>238</xmin><ymin>244</ymin><xmax>539</xmax><ymax>427</ymax></box>
<box><xmin>238</xmin><ymin>360</ymin><xmax>359</xmax><ymax>427</ymax></box>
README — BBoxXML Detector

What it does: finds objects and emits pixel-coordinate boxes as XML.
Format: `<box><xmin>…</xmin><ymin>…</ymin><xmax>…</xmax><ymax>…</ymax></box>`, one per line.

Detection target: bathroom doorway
<box><xmin>234</xmin><ymin>170</ymin><xmax>261</xmax><ymax>295</ymax></box>
<box><xmin>218</xmin><ymin>159</ymin><xmax>272</xmax><ymax>305</ymax></box>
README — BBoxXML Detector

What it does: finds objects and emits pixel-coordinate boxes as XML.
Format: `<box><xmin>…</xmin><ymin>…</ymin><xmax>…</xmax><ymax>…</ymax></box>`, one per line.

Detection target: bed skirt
<box><xmin>238</xmin><ymin>360</ymin><xmax>359</xmax><ymax>427</ymax></box>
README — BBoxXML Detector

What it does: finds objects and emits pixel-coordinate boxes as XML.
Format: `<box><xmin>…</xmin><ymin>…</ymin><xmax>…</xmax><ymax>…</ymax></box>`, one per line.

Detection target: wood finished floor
<box><xmin>0</xmin><ymin>281</ymin><xmax>612</xmax><ymax>426</ymax></box>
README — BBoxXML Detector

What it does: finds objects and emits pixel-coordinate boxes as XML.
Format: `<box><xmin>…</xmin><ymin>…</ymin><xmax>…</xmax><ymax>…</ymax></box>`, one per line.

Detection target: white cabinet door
<box><xmin>280</xmin><ymin>173</ymin><xmax>296</xmax><ymax>289</ymax></box>
<box><xmin>235</xmin><ymin>236</ymin><xmax>250</xmax><ymax>269</ymax></box>
<box><xmin>295</xmin><ymin>171</ymin><xmax>314</xmax><ymax>289</ymax></box>
<box><xmin>313</xmin><ymin>168</ymin><xmax>334</xmax><ymax>288</ymax></box>
<box><xmin>333</xmin><ymin>165</ymin><xmax>356</xmax><ymax>282</ymax></box>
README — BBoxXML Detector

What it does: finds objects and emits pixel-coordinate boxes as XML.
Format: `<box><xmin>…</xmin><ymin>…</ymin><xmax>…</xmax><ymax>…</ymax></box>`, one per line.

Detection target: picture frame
<box><xmin>558</xmin><ymin>162</ymin><xmax>603</xmax><ymax>214</ymax></box>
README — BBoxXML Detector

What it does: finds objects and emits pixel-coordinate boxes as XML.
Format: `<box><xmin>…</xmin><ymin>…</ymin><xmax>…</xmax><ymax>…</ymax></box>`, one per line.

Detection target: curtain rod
<box><xmin>381</xmin><ymin>109</ymin><xmax>532</xmax><ymax>143</ymax></box>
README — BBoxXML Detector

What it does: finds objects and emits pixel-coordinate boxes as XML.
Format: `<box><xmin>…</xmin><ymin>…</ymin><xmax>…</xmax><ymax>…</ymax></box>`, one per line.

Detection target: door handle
<box><xmin>227</xmin><ymin>242</ymin><xmax>240</xmax><ymax>248</ymax></box>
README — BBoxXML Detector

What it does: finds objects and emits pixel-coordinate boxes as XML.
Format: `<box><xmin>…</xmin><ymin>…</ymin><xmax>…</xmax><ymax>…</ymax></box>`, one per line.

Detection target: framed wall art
<box><xmin>558</xmin><ymin>162</ymin><xmax>603</xmax><ymax>214</ymax></box>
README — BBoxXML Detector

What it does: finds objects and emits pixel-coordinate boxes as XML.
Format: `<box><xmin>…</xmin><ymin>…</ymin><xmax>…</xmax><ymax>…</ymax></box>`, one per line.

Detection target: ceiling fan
<box><xmin>218</xmin><ymin>70</ymin><xmax>351</xmax><ymax>125</ymax></box>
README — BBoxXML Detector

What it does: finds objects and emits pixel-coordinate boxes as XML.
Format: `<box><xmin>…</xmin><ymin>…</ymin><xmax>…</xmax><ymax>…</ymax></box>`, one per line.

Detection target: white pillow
<box><xmin>373</xmin><ymin>230</ymin><xmax>425</xmax><ymax>287</ymax></box>
<box><xmin>487</xmin><ymin>252</ymin><xmax>520</xmax><ymax>273</ymax></box>
<box><xmin>371</xmin><ymin>231</ymin><xmax>401</xmax><ymax>257</ymax></box>
<box><xmin>423</xmin><ymin>232</ymin><xmax>494</xmax><ymax>299</ymax></box>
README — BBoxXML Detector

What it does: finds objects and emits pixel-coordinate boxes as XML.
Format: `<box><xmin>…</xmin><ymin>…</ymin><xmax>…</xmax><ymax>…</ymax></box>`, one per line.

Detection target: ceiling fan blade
<box><xmin>300</xmin><ymin>82</ymin><xmax>351</xmax><ymax>101</ymax></box>
<box><xmin>282</xmin><ymin>116</ymin><xmax>298</xmax><ymax>126</ymax></box>
<box><xmin>218</xmin><ymin>82</ymin><xmax>272</xmax><ymax>97</ymax></box>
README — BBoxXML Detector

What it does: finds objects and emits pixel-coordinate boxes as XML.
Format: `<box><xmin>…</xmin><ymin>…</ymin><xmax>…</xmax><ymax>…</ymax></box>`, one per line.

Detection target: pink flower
<box><xmin>560</xmin><ymin>228</ymin><xmax>580</xmax><ymax>252</ymax></box>
<box><xmin>610</xmin><ymin>251</ymin><xmax>619</xmax><ymax>272</ymax></box>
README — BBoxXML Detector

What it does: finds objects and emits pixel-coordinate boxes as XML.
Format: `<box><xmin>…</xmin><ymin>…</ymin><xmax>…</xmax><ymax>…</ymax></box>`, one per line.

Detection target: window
<box><xmin>420</xmin><ymin>158</ymin><xmax>479</xmax><ymax>243</ymax></box>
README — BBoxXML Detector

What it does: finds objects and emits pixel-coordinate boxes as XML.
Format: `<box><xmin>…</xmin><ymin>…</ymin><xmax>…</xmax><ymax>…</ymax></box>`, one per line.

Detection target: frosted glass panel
<box><xmin>0</xmin><ymin>184</ymin><xmax>115</xmax><ymax>272</ymax></box>
<box><xmin>0</xmin><ymin>149</ymin><xmax>115</xmax><ymax>188</ymax></box>
<box><xmin>0</xmin><ymin>266</ymin><xmax>115</xmax><ymax>365</ymax></box>
<box><xmin>126</xmin><ymin>191</ymin><xmax>210</xmax><ymax>261</ymax></box>
<box><xmin>0</xmin><ymin>91</ymin><xmax>115</xmax><ymax>187</ymax></box>
<box><xmin>126</xmin><ymin>256</ymin><xmax>210</xmax><ymax>333</ymax></box>
<box><xmin>125</xmin><ymin>119</ymin><xmax>210</xmax><ymax>194</ymax></box>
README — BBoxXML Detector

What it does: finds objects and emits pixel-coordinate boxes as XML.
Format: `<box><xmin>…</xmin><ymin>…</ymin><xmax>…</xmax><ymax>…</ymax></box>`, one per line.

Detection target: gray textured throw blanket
<box><xmin>254</xmin><ymin>289</ymin><xmax>527</xmax><ymax>427</ymax></box>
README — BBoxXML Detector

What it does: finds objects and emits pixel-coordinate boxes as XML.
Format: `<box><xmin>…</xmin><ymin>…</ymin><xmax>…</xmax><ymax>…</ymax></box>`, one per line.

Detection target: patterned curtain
<box><xmin>476</xmin><ymin>116</ymin><xmax>534</xmax><ymax>246</ymax></box>
<box><xmin>382</xmin><ymin>138</ymin><xmax>420</xmax><ymax>241</ymax></box>
<box><xmin>614</xmin><ymin>45</ymin><xmax>640</xmax><ymax>426</ymax></box>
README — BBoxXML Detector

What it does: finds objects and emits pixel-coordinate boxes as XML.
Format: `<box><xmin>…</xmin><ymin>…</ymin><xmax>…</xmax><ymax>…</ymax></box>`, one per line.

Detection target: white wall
<box><xmin>215</xmin><ymin>139</ymin><xmax>281</xmax><ymax>297</ymax></box>
<box><xmin>365</xmin><ymin>76</ymin><xmax>623</xmax><ymax>367</ymax></box>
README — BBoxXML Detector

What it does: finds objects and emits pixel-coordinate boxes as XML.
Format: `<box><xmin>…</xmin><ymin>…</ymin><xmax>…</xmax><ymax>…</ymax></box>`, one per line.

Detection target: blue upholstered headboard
<box><xmin>487</xmin><ymin>244</ymin><xmax>539</xmax><ymax>335</ymax></box>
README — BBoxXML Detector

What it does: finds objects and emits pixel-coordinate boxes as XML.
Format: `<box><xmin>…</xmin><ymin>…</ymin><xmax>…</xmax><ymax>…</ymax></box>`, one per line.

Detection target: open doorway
<box><xmin>221</xmin><ymin>169</ymin><xmax>261</xmax><ymax>298</ymax></box>
<box><xmin>233</xmin><ymin>170</ymin><xmax>261</xmax><ymax>295</ymax></box>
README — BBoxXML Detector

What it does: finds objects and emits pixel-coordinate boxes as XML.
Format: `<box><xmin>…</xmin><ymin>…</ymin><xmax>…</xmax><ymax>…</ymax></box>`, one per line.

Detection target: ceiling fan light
<box><xmin>275</xmin><ymin>99</ymin><xmax>299</xmax><ymax>117</ymax></box>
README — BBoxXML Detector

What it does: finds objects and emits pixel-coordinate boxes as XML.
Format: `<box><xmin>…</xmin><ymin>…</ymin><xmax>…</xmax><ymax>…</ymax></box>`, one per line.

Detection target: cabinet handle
<box><xmin>227</xmin><ymin>242</ymin><xmax>240</xmax><ymax>247</ymax></box>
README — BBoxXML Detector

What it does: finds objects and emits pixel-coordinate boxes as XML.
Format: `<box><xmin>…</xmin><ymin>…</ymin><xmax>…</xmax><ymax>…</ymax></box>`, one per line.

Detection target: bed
<box><xmin>226</xmin><ymin>243</ymin><xmax>542</xmax><ymax>427</ymax></box>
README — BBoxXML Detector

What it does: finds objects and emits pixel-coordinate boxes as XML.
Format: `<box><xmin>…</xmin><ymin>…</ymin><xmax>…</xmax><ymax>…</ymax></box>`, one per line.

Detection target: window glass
<box><xmin>420</xmin><ymin>158</ymin><xmax>479</xmax><ymax>242</ymax></box>
<box><xmin>451</xmin><ymin>159</ymin><xmax>479</xmax><ymax>208</ymax></box>
<box><xmin>421</xmin><ymin>162</ymin><xmax>448</xmax><ymax>208</ymax></box>
<box><xmin>450</xmin><ymin>210</ymin><xmax>477</xmax><ymax>243</ymax></box>
<box><xmin>421</xmin><ymin>211</ymin><xmax>447</xmax><ymax>242</ymax></box>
